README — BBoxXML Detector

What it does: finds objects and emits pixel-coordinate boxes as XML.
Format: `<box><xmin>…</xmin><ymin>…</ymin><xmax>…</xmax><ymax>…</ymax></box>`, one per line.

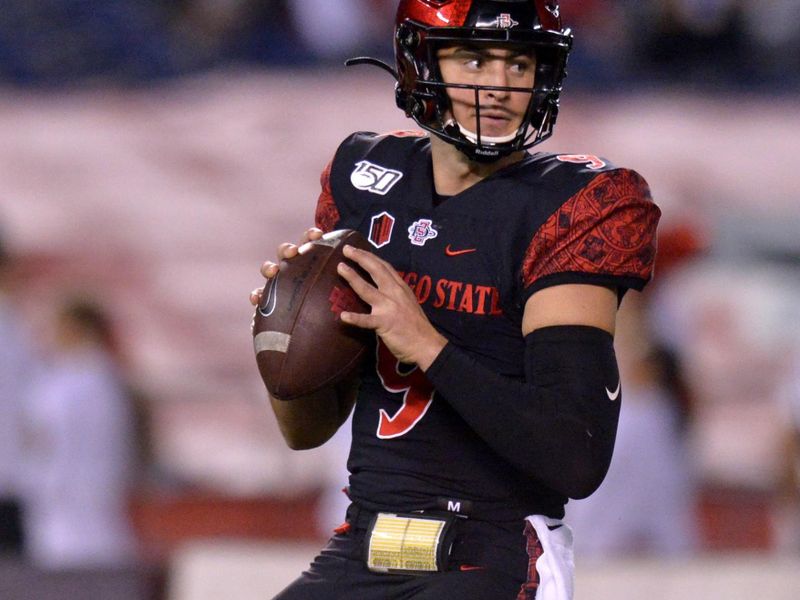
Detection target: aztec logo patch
<box><xmin>408</xmin><ymin>219</ymin><xmax>438</xmax><ymax>247</ymax></box>
<box><xmin>369</xmin><ymin>211</ymin><xmax>395</xmax><ymax>248</ymax></box>
<box><xmin>350</xmin><ymin>160</ymin><xmax>404</xmax><ymax>195</ymax></box>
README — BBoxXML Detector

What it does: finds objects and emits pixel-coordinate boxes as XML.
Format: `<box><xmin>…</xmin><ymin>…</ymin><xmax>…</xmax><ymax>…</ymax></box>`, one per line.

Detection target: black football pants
<box><xmin>273</xmin><ymin>500</ymin><xmax>535</xmax><ymax>600</ymax></box>
<box><xmin>272</xmin><ymin>530</ymin><xmax>524</xmax><ymax>600</ymax></box>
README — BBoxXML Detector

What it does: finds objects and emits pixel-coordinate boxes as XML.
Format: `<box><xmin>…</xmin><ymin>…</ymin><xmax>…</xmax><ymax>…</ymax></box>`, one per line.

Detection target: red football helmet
<box><xmin>392</xmin><ymin>0</ymin><xmax>573</xmax><ymax>162</ymax></box>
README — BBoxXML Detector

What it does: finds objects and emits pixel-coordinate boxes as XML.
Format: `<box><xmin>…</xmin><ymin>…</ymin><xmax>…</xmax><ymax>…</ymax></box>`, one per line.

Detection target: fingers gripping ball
<box><xmin>253</xmin><ymin>229</ymin><xmax>373</xmax><ymax>400</ymax></box>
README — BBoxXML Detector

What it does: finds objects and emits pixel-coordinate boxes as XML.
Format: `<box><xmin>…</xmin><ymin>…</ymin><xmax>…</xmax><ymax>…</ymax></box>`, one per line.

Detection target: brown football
<box><xmin>252</xmin><ymin>229</ymin><xmax>373</xmax><ymax>400</ymax></box>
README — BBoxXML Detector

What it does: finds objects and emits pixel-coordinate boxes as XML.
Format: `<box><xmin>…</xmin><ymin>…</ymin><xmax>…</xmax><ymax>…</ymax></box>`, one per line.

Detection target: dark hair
<box><xmin>0</xmin><ymin>230</ymin><xmax>8</xmax><ymax>268</ymax></box>
<box><xmin>60</xmin><ymin>298</ymin><xmax>116</xmax><ymax>351</ymax></box>
<box><xmin>648</xmin><ymin>344</ymin><xmax>693</xmax><ymax>434</ymax></box>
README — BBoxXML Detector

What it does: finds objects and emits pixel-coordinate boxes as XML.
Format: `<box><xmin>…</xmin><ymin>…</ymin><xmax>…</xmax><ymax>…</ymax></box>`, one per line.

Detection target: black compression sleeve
<box><xmin>425</xmin><ymin>325</ymin><xmax>620</xmax><ymax>499</ymax></box>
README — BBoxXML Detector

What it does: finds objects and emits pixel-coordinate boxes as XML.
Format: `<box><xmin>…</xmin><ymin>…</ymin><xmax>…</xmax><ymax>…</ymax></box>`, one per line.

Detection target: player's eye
<box><xmin>464</xmin><ymin>57</ymin><xmax>482</xmax><ymax>70</ymax></box>
<box><xmin>509</xmin><ymin>58</ymin><xmax>534</xmax><ymax>75</ymax></box>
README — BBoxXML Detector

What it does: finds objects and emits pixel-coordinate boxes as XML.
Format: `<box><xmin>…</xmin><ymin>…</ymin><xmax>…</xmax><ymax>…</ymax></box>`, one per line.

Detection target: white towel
<box><xmin>526</xmin><ymin>515</ymin><xmax>575</xmax><ymax>600</ymax></box>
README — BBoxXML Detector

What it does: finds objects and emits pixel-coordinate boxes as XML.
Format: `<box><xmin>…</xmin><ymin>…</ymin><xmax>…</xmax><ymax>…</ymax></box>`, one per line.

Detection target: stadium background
<box><xmin>1</xmin><ymin>1</ymin><xmax>799</xmax><ymax>598</ymax></box>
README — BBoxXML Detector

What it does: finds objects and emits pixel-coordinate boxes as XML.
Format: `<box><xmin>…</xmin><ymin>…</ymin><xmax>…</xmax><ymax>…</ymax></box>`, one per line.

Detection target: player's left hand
<box><xmin>249</xmin><ymin>227</ymin><xmax>325</xmax><ymax>307</ymax></box>
<box><xmin>337</xmin><ymin>244</ymin><xmax>447</xmax><ymax>370</ymax></box>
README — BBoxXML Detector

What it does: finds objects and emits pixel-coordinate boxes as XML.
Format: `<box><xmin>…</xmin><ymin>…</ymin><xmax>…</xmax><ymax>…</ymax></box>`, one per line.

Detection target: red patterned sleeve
<box><xmin>521</xmin><ymin>169</ymin><xmax>661</xmax><ymax>296</ymax></box>
<box><xmin>314</xmin><ymin>160</ymin><xmax>339</xmax><ymax>233</ymax></box>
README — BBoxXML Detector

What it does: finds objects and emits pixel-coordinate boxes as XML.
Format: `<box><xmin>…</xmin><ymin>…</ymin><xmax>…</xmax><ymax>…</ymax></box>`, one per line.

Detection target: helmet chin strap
<box><xmin>449</xmin><ymin>119</ymin><xmax>519</xmax><ymax>145</ymax></box>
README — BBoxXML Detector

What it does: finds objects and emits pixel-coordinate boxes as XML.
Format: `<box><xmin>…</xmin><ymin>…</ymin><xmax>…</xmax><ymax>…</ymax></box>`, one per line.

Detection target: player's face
<box><xmin>437</xmin><ymin>45</ymin><xmax>536</xmax><ymax>139</ymax></box>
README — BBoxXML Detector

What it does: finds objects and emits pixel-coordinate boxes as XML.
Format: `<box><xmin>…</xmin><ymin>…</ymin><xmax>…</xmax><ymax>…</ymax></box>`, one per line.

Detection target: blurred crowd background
<box><xmin>1</xmin><ymin>1</ymin><xmax>800</xmax><ymax>599</ymax></box>
<box><xmin>1</xmin><ymin>0</ymin><xmax>799</xmax><ymax>88</ymax></box>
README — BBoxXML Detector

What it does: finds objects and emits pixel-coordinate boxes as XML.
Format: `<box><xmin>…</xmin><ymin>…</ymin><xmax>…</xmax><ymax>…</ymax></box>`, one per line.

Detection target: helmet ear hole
<box><xmin>395</xmin><ymin>90</ymin><xmax>425</xmax><ymax>120</ymax></box>
<box><xmin>396</xmin><ymin>23</ymin><xmax>419</xmax><ymax>50</ymax></box>
<box><xmin>395</xmin><ymin>88</ymin><xmax>411</xmax><ymax>114</ymax></box>
<box><xmin>410</xmin><ymin>98</ymin><xmax>425</xmax><ymax>119</ymax></box>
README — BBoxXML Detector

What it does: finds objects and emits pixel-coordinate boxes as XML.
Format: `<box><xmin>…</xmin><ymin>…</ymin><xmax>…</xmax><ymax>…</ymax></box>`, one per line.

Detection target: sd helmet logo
<box><xmin>496</xmin><ymin>13</ymin><xmax>519</xmax><ymax>29</ymax></box>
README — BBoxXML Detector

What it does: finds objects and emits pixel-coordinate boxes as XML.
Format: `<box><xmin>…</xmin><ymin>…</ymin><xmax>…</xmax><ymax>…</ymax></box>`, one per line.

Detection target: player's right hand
<box><xmin>249</xmin><ymin>227</ymin><xmax>324</xmax><ymax>306</ymax></box>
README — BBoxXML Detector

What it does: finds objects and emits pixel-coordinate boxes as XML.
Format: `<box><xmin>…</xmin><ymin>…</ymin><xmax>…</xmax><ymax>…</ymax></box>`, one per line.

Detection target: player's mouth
<box><xmin>473</xmin><ymin>108</ymin><xmax>518</xmax><ymax>136</ymax></box>
<box><xmin>480</xmin><ymin>114</ymin><xmax>512</xmax><ymax>125</ymax></box>
<box><xmin>475</xmin><ymin>105</ymin><xmax>514</xmax><ymax>119</ymax></box>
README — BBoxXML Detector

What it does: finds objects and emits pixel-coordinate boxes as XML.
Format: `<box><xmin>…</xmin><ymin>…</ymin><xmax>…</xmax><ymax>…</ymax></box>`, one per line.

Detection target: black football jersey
<box><xmin>314</xmin><ymin>131</ymin><xmax>660</xmax><ymax>523</ymax></box>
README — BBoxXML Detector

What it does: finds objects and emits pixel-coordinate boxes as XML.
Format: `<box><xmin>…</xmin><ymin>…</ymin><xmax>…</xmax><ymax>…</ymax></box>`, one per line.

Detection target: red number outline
<box><xmin>374</xmin><ymin>338</ymin><xmax>435</xmax><ymax>439</ymax></box>
<box><xmin>556</xmin><ymin>154</ymin><xmax>607</xmax><ymax>170</ymax></box>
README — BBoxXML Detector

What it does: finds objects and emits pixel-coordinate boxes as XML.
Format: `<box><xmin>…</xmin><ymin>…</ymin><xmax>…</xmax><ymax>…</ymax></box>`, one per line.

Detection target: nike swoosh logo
<box><xmin>445</xmin><ymin>244</ymin><xmax>477</xmax><ymax>257</ymax></box>
<box><xmin>606</xmin><ymin>381</ymin><xmax>621</xmax><ymax>401</ymax></box>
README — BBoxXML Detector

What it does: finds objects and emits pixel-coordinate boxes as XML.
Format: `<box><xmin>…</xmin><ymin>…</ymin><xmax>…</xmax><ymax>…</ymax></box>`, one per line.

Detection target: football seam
<box><xmin>280</xmin><ymin>342</ymin><xmax>368</xmax><ymax>400</ymax></box>
<box><xmin>277</xmin><ymin>236</ymin><xmax>346</xmax><ymax>397</ymax></box>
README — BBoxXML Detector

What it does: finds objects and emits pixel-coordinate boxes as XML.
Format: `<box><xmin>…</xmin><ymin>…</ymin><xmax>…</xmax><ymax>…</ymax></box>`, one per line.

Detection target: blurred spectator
<box><xmin>170</xmin><ymin>0</ymin><xmax>311</xmax><ymax>66</ymax></box>
<box><xmin>286</xmin><ymin>0</ymin><xmax>395</xmax><ymax>62</ymax></box>
<box><xmin>0</xmin><ymin>230</ymin><xmax>38</xmax><ymax>555</ymax></box>
<box><xmin>20</xmin><ymin>298</ymin><xmax>139</xmax><ymax>569</ymax></box>
<box><xmin>740</xmin><ymin>0</ymin><xmax>800</xmax><ymax>88</ymax></box>
<box><xmin>0</xmin><ymin>0</ymin><xmax>309</xmax><ymax>86</ymax></box>
<box><xmin>315</xmin><ymin>415</ymin><xmax>353</xmax><ymax>537</ymax></box>
<box><xmin>0</xmin><ymin>1</ymin><xmax>186</xmax><ymax>85</ymax></box>
<box><xmin>774</xmin><ymin>352</ymin><xmax>800</xmax><ymax>553</ymax></box>
<box><xmin>566</xmin><ymin>294</ymin><xmax>699</xmax><ymax>557</ymax></box>
<box><xmin>631</xmin><ymin>0</ymin><xmax>748</xmax><ymax>86</ymax></box>
<box><xmin>560</xmin><ymin>0</ymin><xmax>636</xmax><ymax>88</ymax></box>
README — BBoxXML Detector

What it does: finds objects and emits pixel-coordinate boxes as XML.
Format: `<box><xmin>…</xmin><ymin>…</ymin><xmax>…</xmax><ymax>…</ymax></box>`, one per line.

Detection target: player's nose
<box><xmin>483</xmin><ymin>62</ymin><xmax>510</xmax><ymax>97</ymax></box>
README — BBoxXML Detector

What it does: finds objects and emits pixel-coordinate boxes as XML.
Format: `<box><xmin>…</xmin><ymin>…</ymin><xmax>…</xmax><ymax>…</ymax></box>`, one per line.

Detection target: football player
<box><xmin>250</xmin><ymin>1</ymin><xmax>660</xmax><ymax>598</ymax></box>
